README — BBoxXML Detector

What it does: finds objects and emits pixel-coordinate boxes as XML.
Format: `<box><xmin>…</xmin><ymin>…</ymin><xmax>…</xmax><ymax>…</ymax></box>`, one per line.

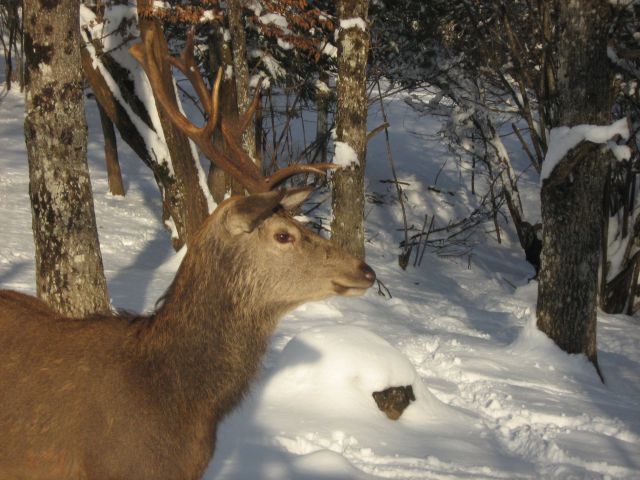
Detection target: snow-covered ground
<box><xmin>1</xmin><ymin>72</ymin><xmax>639</xmax><ymax>479</ymax></box>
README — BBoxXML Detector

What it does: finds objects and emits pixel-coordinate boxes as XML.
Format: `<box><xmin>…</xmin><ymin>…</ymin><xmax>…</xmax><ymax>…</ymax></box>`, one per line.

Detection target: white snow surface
<box><xmin>1</xmin><ymin>72</ymin><xmax>639</xmax><ymax>480</ymax></box>
<box><xmin>540</xmin><ymin>118</ymin><xmax>630</xmax><ymax>183</ymax></box>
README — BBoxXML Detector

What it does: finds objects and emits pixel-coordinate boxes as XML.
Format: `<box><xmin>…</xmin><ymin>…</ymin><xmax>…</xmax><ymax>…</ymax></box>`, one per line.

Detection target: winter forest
<box><xmin>1</xmin><ymin>0</ymin><xmax>640</xmax><ymax>478</ymax></box>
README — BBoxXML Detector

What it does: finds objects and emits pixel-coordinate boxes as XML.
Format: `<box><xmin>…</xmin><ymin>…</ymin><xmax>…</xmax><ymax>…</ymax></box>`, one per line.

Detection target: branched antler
<box><xmin>130</xmin><ymin>28</ymin><xmax>337</xmax><ymax>193</ymax></box>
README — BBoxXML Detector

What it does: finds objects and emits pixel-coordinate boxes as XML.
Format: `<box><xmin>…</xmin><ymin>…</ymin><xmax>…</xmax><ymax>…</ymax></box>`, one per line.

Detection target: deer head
<box><xmin>129</xmin><ymin>27</ymin><xmax>374</xmax><ymax>309</ymax></box>
<box><xmin>204</xmin><ymin>188</ymin><xmax>375</xmax><ymax>307</ymax></box>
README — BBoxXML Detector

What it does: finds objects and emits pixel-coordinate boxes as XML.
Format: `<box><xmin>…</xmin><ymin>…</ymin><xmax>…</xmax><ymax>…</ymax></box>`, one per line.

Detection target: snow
<box><xmin>200</xmin><ymin>10</ymin><xmax>217</xmax><ymax>23</ymax></box>
<box><xmin>1</xmin><ymin>65</ymin><xmax>640</xmax><ymax>479</ymax></box>
<box><xmin>314</xmin><ymin>79</ymin><xmax>330</xmax><ymax>94</ymax></box>
<box><xmin>340</xmin><ymin>17</ymin><xmax>368</xmax><ymax>32</ymax></box>
<box><xmin>322</xmin><ymin>41</ymin><xmax>338</xmax><ymax>58</ymax></box>
<box><xmin>262</xmin><ymin>325</ymin><xmax>422</xmax><ymax>408</ymax></box>
<box><xmin>277</xmin><ymin>38</ymin><xmax>294</xmax><ymax>51</ymax></box>
<box><xmin>333</xmin><ymin>140</ymin><xmax>359</xmax><ymax>167</ymax></box>
<box><xmin>79</xmin><ymin>5</ymin><xmax>175</xmax><ymax>176</ymax></box>
<box><xmin>259</xmin><ymin>13</ymin><xmax>289</xmax><ymax>30</ymax></box>
<box><xmin>540</xmin><ymin>118</ymin><xmax>631</xmax><ymax>183</ymax></box>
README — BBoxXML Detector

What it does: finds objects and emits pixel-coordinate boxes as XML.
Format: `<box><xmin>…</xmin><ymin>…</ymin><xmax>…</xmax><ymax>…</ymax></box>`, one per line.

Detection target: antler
<box><xmin>130</xmin><ymin>28</ymin><xmax>337</xmax><ymax>193</ymax></box>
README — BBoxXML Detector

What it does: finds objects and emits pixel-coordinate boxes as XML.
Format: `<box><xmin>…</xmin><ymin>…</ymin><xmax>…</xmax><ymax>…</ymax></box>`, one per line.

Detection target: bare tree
<box><xmin>137</xmin><ymin>0</ymin><xmax>210</xmax><ymax>247</ymax></box>
<box><xmin>207</xmin><ymin>22</ymin><xmax>245</xmax><ymax>202</ymax></box>
<box><xmin>81</xmin><ymin>4</ymin><xmax>212</xmax><ymax>250</ymax></box>
<box><xmin>0</xmin><ymin>0</ymin><xmax>22</xmax><ymax>90</ymax></box>
<box><xmin>331</xmin><ymin>0</ymin><xmax>370</xmax><ymax>259</ymax></box>
<box><xmin>23</xmin><ymin>0</ymin><xmax>109</xmax><ymax>317</ymax></box>
<box><xmin>536</xmin><ymin>0</ymin><xmax>613</xmax><ymax>380</ymax></box>
<box><xmin>227</xmin><ymin>0</ymin><xmax>258</xmax><ymax>164</ymax></box>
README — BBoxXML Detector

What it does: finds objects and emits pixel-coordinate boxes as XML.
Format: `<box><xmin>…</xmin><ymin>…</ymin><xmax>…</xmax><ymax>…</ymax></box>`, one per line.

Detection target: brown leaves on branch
<box><xmin>138</xmin><ymin>0</ymin><xmax>334</xmax><ymax>63</ymax></box>
<box><xmin>137</xmin><ymin>2</ymin><xmax>222</xmax><ymax>25</ymax></box>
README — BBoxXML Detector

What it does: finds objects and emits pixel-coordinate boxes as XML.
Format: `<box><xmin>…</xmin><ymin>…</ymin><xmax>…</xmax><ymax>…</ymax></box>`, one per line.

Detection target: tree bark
<box><xmin>137</xmin><ymin>1</ymin><xmax>209</xmax><ymax>249</ymax></box>
<box><xmin>207</xmin><ymin>25</ymin><xmax>244</xmax><ymax>202</ymax></box>
<box><xmin>536</xmin><ymin>0</ymin><xmax>612</xmax><ymax>377</ymax></box>
<box><xmin>97</xmin><ymin>103</ymin><xmax>125</xmax><ymax>196</ymax></box>
<box><xmin>331</xmin><ymin>0</ymin><xmax>370</xmax><ymax>259</ymax></box>
<box><xmin>314</xmin><ymin>71</ymin><xmax>331</xmax><ymax>165</ymax></box>
<box><xmin>23</xmin><ymin>0</ymin><xmax>110</xmax><ymax>317</ymax></box>
<box><xmin>227</xmin><ymin>0</ymin><xmax>258</xmax><ymax>165</ymax></box>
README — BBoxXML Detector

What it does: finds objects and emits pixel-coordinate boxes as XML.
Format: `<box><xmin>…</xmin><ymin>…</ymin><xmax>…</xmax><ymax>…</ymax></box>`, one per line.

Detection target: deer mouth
<box><xmin>331</xmin><ymin>281</ymin><xmax>371</xmax><ymax>296</ymax></box>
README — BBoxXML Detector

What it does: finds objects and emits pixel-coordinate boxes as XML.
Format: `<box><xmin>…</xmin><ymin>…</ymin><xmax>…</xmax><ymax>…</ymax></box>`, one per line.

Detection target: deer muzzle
<box><xmin>332</xmin><ymin>261</ymin><xmax>376</xmax><ymax>297</ymax></box>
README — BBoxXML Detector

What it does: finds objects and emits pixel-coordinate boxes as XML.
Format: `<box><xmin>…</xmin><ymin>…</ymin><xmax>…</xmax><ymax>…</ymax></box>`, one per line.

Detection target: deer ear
<box><xmin>223</xmin><ymin>190</ymin><xmax>286</xmax><ymax>235</ymax></box>
<box><xmin>279</xmin><ymin>187</ymin><xmax>314</xmax><ymax>212</ymax></box>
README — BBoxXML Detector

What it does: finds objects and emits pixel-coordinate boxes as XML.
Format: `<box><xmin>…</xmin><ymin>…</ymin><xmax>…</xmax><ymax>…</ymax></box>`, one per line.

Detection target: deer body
<box><xmin>0</xmin><ymin>191</ymin><xmax>375</xmax><ymax>479</ymax></box>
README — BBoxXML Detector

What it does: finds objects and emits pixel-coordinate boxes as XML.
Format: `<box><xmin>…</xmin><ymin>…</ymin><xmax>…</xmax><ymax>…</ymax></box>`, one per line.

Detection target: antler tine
<box><xmin>166</xmin><ymin>29</ymin><xmax>213</xmax><ymax>117</ymax></box>
<box><xmin>219</xmin><ymin>121</ymin><xmax>264</xmax><ymax>183</ymax></box>
<box><xmin>130</xmin><ymin>30</ymin><xmax>200</xmax><ymax>138</ymax></box>
<box><xmin>204</xmin><ymin>67</ymin><xmax>223</xmax><ymax>138</ymax></box>
<box><xmin>131</xmin><ymin>30</ymin><xmax>266</xmax><ymax>193</ymax></box>
<box><xmin>161</xmin><ymin>30</ymin><xmax>222</xmax><ymax>139</ymax></box>
<box><xmin>263</xmin><ymin>163</ymin><xmax>340</xmax><ymax>190</ymax></box>
<box><xmin>131</xmin><ymin>27</ymin><xmax>336</xmax><ymax>195</ymax></box>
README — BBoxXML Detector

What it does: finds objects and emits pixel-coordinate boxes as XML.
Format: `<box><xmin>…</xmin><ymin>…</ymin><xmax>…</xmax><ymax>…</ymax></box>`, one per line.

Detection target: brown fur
<box><xmin>0</xmin><ymin>191</ymin><xmax>375</xmax><ymax>480</ymax></box>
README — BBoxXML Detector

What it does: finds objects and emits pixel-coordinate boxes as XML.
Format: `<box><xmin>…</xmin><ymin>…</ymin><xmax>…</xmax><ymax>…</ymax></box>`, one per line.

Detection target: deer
<box><xmin>0</xmin><ymin>29</ymin><xmax>376</xmax><ymax>480</ymax></box>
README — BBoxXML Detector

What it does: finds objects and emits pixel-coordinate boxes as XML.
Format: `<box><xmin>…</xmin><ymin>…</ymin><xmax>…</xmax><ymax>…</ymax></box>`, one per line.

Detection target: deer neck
<box><xmin>142</xmin><ymin>242</ymin><xmax>289</xmax><ymax>420</ymax></box>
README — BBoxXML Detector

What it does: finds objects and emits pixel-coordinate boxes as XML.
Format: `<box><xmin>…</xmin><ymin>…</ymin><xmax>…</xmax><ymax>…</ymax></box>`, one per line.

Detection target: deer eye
<box><xmin>274</xmin><ymin>231</ymin><xmax>294</xmax><ymax>244</ymax></box>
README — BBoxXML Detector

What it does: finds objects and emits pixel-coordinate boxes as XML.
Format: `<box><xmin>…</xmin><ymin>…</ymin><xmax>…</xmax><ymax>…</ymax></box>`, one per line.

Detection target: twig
<box><xmin>413</xmin><ymin>214</ymin><xmax>429</xmax><ymax>267</ymax></box>
<box><xmin>375</xmin><ymin>79</ymin><xmax>411</xmax><ymax>268</ymax></box>
<box><xmin>376</xmin><ymin>279</ymin><xmax>392</xmax><ymax>298</ymax></box>
<box><xmin>417</xmin><ymin>215</ymin><xmax>435</xmax><ymax>267</ymax></box>
<box><xmin>512</xmin><ymin>123</ymin><xmax>540</xmax><ymax>172</ymax></box>
<box><xmin>367</xmin><ymin>122</ymin><xmax>390</xmax><ymax>142</ymax></box>
<box><xmin>380</xmin><ymin>179</ymin><xmax>410</xmax><ymax>186</ymax></box>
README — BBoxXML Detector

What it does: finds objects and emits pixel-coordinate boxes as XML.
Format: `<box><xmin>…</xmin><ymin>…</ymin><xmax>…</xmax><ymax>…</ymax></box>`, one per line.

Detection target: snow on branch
<box><xmin>259</xmin><ymin>13</ymin><xmax>289</xmax><ymax>30</ymax></box>
<box><xmin>540</xmin><ymin>118</ymin><xmax>631</xmax><ymax>184</ymax></box>
<box><xmin>79</xmin><ymin>6</ymin><xmax>174</xmax><ymax>175</ymax></box>
<box><xmin>339</xmin><ymin>17</ymin><xmax>367</xmax><ymax>32</ymax></box>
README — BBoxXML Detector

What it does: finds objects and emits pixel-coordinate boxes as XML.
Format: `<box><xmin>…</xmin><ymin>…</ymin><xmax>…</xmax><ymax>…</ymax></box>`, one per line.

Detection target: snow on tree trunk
<box><xmin>227</xmin><ymin>0</ymin><xmax>258</xmax><ymax>166</ymax></box>
<box><xmin>536</xmin><ymin>0</ymin><xmax>612</xmax><ymax>378</ymax></box>
<box><xmin>23</xmin><ymin>0</ymin><xmax>109</xmax><ymax>317</ymax></box>
<box><xmin>331</xmin><ymin>0</ymin><xmax>370</xmax><ymax>259</ymax></box>
<box><xmin>80</xmin><ymin>35</ymin><xmax>196</xmax><ymax>250</ymax></box>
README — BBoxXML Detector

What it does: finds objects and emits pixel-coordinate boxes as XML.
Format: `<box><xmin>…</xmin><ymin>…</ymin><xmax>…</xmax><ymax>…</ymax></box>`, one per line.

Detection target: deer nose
<box><xmin>360</xmin><ymin>262</ymin><xmax>376</xmax><ymax>283</ymax></box>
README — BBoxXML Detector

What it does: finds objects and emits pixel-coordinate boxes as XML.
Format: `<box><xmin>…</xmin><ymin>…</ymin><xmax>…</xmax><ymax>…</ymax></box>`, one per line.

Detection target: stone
<box><xmin>372</xmin><ymin>385</ymin><xmax>415</xmax><ymax>420</ymax></box>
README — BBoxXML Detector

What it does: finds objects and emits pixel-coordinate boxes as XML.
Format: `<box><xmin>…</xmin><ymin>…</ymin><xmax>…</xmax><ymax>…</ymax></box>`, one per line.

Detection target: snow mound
<box><xmin>260</xmin><ymin>325</ymin><xmax>439</xmax><ymax>420</ymax></box>
<box><xmin>218</xmin><ymin>325</ymin><xmax>524</xmax><ymax>478</ymax></box>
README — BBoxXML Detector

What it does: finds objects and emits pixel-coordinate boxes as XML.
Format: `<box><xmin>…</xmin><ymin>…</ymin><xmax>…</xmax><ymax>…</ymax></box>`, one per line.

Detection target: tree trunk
<box><xmin>97</xmin><ymin>103</ymin><xmax>125</xmax><ymax>196</ymax></box>
<box><xmin>23</xmin><ymin>0</ymin><xmax>110</xmax><ymax>317</ymax></box>
<box><xmin>137</xmin><ymin>1</ymin><xmax>209</xmax><ymax>249</ymax></box>
<box><xmin>227</xmin><ymin>0</ymin><xmax>258</xmax><ymax>165</ymax></box>
<box><xmin>207</xmin><ymin>25</ymin><xmax>244</xmax><ymax>202</ymax></box>
<box><xmin>331</xmin><ymin>0</ymin><xmax>370</xmax><ymax>259</ymax></box>
<box><xmin>536</xmin><ymin>0</ymin><xmax>612</xmax><ymax>378</ymax></box>
<box><xmin>314</xmin><ymin>71</ymin><xmax>331</xmax><ymax>165</ymax></box>
<box><xmin>80</xmin><ymin>45</ymin><xmax>196</xmax><ymax>246</ymax></box>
